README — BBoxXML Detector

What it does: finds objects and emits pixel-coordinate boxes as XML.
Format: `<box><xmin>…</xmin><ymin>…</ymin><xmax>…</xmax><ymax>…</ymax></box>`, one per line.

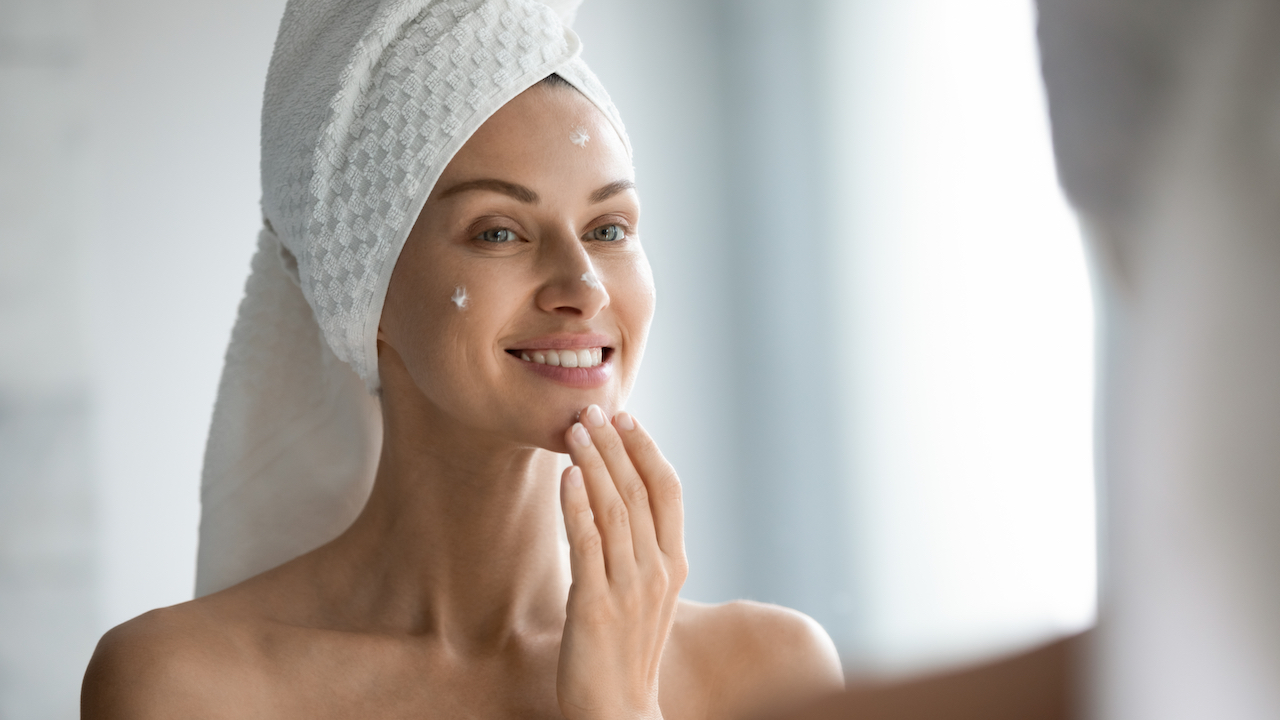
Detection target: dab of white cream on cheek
<box><xmin>451</xmin><ymin>286</ymin><xmax>468</xmax><ymax>310</ymax></box>
<box><xmin>580</xmin><ymin>270</ymin><xmax>603</xmax><ymax>290</ymax></box>
<box><xmin>570</xmin><ymin>126</ymin><xmax>590</xmax><ymax>148</ymax></box>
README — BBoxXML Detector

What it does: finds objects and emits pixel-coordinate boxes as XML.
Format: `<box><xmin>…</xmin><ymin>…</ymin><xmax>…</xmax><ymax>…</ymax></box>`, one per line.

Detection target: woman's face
<box><xmin>379</xmin><ymin>82</ymin><xmax>652</xmax><ymax>453</ymax></box>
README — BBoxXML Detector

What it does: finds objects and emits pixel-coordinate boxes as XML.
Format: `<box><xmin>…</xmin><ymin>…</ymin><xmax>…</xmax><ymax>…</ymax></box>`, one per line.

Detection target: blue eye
<box><xmin>588</xmin><ymin>224</ymin><xmax>625</xmax><ymax>242</ymax></box>
<box><xmin>477</xmin><ymin>227</ymin><xmax>516</xmax><ymax>243</ymax></box>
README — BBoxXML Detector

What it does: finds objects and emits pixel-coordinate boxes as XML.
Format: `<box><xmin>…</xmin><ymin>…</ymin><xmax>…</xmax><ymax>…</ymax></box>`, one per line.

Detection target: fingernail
<box><xmin>571</xmin><ymin>422</ymin><xmax>591</xmax><ymax>447</ymax></box>
<box><xmin>566</xmin><ymin>466</ymin><xmax>583</xmax><ymax>488</ymax></box>
<box><xmin>614</xmin><ymin>412</ymin><xmax>635</xmax><ymax>431</ymax></box>
<box><xmin>585</xmin><ymin>404</ymin><xmax>606</xmax><ymax>427</ymax></box>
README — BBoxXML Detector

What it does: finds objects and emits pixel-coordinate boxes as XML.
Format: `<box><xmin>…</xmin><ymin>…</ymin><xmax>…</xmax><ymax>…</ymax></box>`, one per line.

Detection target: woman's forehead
<box><xmin>445</xmin><ymin>84</ymin><xmax>632</xmax><ymax>183</ymax></box>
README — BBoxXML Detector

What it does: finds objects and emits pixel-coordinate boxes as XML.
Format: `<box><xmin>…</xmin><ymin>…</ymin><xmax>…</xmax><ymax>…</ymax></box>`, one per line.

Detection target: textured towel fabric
<box><xmin>196</xmin><ymin>0</ymin><xmax>628</xmax><ymax>596</ymax></box>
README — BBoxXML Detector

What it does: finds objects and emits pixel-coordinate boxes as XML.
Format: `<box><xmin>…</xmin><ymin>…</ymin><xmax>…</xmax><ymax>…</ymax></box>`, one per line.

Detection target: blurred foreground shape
<box><xmin>1038</xmin><ymin>0</ymin><xmax>1280</xmax><ymax>717</ymax></box>
<box><xmin>783</xmin><ymin>633</ymin><xmax>1078</xmax><ymax>720</ymax></box>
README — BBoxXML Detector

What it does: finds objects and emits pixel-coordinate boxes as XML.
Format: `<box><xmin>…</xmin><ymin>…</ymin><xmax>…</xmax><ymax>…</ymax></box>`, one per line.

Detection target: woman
<box><xmin>82</xmin><ymin>0</ymin><xmax>843</xmax><ymax>717</ymax></box>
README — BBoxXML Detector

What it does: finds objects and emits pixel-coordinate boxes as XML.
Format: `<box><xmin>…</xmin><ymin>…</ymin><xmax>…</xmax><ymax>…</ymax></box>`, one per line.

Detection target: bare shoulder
<box><xmin>670</xmin><ymin>599</ymin><xmax>844</xmax><ymax>718</ymax></box>
<box><xmin>81</xmin><ymin>598</ymin><xmax>256</xmax><ymax>719</ymax></box>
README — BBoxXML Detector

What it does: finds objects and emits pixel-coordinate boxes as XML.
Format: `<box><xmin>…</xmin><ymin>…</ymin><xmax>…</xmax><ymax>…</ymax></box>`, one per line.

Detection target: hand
<box><xmin>557</xmin><ymin>405</ymin><xmax>688</xmax><ymax>720</ymax></box>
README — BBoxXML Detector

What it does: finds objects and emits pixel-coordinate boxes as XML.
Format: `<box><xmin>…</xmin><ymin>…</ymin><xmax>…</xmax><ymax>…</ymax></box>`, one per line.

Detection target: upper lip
<box><xmin>505</xmin><ymin>332</ymin><xmax>614</xmax><ymax>350</ymax></box>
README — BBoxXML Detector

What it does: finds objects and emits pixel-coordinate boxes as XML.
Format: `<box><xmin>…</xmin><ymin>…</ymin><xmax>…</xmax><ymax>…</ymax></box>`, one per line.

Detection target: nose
<box><xmin>534</xmin><ymin>232</ymin><xmax>609</xmax><ymax>319</ymax></box>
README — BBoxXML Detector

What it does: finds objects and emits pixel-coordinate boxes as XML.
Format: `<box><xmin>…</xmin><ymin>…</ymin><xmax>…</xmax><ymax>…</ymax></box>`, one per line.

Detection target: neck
<box><xmin>321</xmin><ymin>377</ymin><xmax>570</xmax><ymax>649</ymax></box>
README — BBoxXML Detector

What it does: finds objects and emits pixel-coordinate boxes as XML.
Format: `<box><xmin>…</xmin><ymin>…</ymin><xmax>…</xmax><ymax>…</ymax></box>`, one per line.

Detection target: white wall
<box><xmin>3</xmin><ymin>0</ymin><xmax>285</xmax><ymax>712</ymax></box>
<box><xmin>2</xmin><ymin>1</ymin><xmax>98</xmax><ymax>716</ymax></box>
<box><xmin>83</xmin><ymin>0</ymin><xmax>287</xmax><ymax>629</ymax></box>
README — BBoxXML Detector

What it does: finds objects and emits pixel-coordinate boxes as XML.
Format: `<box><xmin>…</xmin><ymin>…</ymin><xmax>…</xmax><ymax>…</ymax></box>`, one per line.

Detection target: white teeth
<box><xmin>516</xmin><ymin>347</ymin><xmax>606</xmax><ymax>368</ymax></box>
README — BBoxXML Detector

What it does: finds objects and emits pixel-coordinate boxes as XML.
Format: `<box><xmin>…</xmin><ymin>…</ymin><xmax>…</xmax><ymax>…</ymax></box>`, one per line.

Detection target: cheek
<box><xmin>621</xmin><ymin>255</ymin><xmax>656</xmax><ymax>324</ymax></box>
<box><xmin>606</xmin><ymin>253</ymin><xmax>656</xmax><ymax>347</ymax></box>
<box><xmin>408</xmin><ymin>267</ymin><xmax>528</xmax><ymax>381</ymax></box>
<box><xmin>384</xmin><ymin>255</ymin><xmax>480</xmax><ymax>382</ymax></box>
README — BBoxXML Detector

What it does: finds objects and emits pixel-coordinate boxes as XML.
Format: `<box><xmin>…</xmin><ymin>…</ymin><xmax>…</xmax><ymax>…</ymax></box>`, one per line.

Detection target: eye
<box><xmin>587</xmin><ymin>224</ymin><xmax>626</xmax><ymax>242</ymax></box>
<box><xmin>476</xmin><ymin>227</ymin><xmax>517</xmax><ymax>243</ymax></box>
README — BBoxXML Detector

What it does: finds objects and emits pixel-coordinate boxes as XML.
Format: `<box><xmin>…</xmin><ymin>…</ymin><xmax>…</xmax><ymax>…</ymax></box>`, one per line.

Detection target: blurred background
<box><xmin>2</xmin><ymin>0</ymin><xmax>1276</xmax><ymax>718</ymax></box>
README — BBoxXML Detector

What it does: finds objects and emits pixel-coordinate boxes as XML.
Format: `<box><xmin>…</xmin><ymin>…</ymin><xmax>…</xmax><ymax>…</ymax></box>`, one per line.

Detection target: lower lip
<box><xmin>511</xmin><ymin>353</ymin><xmax>614</xmax><ymax>389</ymax></box>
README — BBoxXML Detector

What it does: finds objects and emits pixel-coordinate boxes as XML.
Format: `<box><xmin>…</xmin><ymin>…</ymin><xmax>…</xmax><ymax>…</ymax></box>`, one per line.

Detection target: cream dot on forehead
<box><xmin>569</xmin><ymin>125</ymin><xmax>590</xmax><ymax>147</ymax></box>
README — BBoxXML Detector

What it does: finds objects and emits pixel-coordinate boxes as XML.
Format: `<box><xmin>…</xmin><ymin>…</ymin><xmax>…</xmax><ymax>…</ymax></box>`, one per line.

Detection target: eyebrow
<box><xmin>437</xmin><ymin>178</ymin><xmax>538</xmax><ymax>203</ymax></box>
<box><xmin>436</xmin><ymin>178</ymin><xmax>636</xmax><ymax>205</ymax></box>
<box><xmin>589</xmin><ymin>179</ymin><xmax>636</xmax><ymax>203</ymax></box>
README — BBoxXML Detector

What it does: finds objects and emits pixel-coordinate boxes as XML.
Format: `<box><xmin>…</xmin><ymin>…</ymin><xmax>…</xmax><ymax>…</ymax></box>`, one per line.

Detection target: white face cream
<box><xmin>569</xmin><ymin>125</ymin><xmax>590</xmax><ymax>147</ymax></box>
<box><xmin>451</xmin><ymin>286</ymin><xmax>468</xmax><ymax>310</ymax></box>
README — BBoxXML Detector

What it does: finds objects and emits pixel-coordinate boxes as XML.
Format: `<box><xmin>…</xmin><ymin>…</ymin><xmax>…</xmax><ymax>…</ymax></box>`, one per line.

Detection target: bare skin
<box><xmin>82</xmin><ymin>81</ymin><xmax>843</xmax><ymax>719</ymax></box>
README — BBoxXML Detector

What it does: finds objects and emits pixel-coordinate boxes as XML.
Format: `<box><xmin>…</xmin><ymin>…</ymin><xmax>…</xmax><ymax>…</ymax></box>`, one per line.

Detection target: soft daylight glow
<box><xmin>824</xmin><ymin>0</ymin><xmax>1097</xmax><ymax>672</ymax></box>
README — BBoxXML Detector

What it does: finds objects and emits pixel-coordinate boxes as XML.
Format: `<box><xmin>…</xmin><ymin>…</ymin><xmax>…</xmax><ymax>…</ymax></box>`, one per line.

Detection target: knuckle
<box><xmin>639</xmin><ymin>558</ymin><xmax>667</xmax><ymax>583</ymax></box>
<box><xmin>577</xmin><ymin>530</ymin><xmax>603</xmax><ymax>556</ymax></box>
<box><xmin>669</xmin><ymin>555</ymin><xmax>690</xmax><ymax>585</ymax></box>
<box><xmin>659</xmin><ymin>471</ymin><xmax>683</xmax><ymax>503</ymax></box>
<box><xmin>604</xmin><ymin>499</ymin><xmax>630</xmax><ymax>528</ymax></box>
<box><xmin>569</xmin><ymin>503</ymin><xmax>594</xmax><ymax>526</ymax></box>
<box><xmin>621</xmin><ymin>478</ymin><xmax>649</xmax><ymax>506</ymax></box>
<box><xmin>645</xmin><ymin>572</ymin><xmax>669</xmax><ymax>601</ymax></box>
<box><xmin>597</xmin><ymin>430</ymin><xmax>624</xmax><ymax>452</ymax></box>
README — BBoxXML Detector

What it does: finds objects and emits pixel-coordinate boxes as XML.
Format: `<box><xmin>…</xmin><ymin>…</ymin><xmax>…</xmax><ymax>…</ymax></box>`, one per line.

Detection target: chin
<box><xmin>505</xmin><ymin>394</ymin><xmax>619</xmax><ymax>451</ymax></box>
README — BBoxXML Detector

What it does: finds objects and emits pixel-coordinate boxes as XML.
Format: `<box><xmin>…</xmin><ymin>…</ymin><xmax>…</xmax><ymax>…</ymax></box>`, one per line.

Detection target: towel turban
<box><xmin>196</xmin><ymin>0</ymin><xmax>629</xmax><ymax>596</ymax></box>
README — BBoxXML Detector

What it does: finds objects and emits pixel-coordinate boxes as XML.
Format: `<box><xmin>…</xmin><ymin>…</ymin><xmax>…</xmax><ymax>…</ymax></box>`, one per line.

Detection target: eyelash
<box><xmin>587</xmin><ymin>223</ymin><xmax>628</xmax><ymax>242</ymax></box>
<box><xmin>476</xmin><ymin>227</ymin><xmax>518</xmax><ymax>244</ymax></box>
<box><xmin>470</xmin><ymin>220</ymin><xmax>632</xmax><ymax>245</ymax></box>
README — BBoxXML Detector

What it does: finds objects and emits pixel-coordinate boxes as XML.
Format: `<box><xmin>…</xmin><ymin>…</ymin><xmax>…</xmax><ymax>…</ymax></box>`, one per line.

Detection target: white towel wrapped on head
<box><xmin>196</xmin><ymin>0</ymin><xmax>628</xmax><ymax>597</ymax></box>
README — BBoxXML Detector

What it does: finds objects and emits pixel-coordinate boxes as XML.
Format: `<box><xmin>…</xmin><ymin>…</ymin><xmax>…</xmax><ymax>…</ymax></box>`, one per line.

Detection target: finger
<box><xmin>613</xmin><ymin>413</ymin><xmax>686</xmax><ymax>562</ymax></box>
<box><xmin>580</xmin><ymin>404</ymin><xmax>660</xmax><ymax>565</ymax></box>
<box><xmin>565</xmin><ymin>421</ymin><xmax>637</xmax><ymax>584</ymax></box>
<box><xmin>560</xmin><ymin>465</ymin><xmax>606</xmax><ymax>596</ymax></box>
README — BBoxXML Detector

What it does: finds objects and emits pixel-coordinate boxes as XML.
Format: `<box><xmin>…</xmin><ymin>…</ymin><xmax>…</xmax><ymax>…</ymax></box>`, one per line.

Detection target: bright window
<box><xmin>822</xmin><ymin>0</ymin><xmax>1097</xmax><ymax>672</ymax></box>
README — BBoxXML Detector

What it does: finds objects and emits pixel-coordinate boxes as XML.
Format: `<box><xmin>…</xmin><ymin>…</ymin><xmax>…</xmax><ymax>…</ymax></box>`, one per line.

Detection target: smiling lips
<box><xmin>516</xmin><ymin>347</ymin><xmax>604</xmax><ymax>368</ymax></box>
<box><xmin>505</xmin><ymin>339</ymin><xmax>614</xmax><ymax>388</ymax></box>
